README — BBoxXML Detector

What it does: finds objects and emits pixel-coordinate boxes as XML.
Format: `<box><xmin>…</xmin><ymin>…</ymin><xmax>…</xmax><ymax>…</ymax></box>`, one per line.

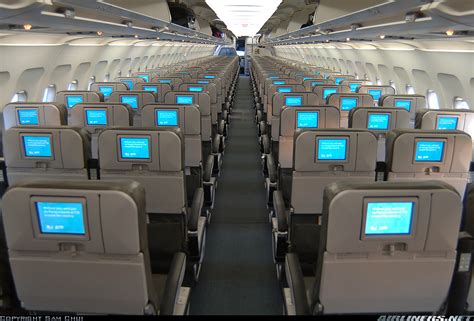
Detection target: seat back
<box><xmin>357</xmin><ymin>85</ymin><xmax>396</xmax><ymax>105</ymax></box>
<box><xmin>327</xmin><ymin>93</ymin><xmax>374</xmax><ymax>127</ymax></box>
<box><xmin>302</xmin><ymin>79</ymin><xmax>333</xmax><ymax>92</ymax></box>
<box><xmin>108</xmin><ymin>91</ymin><xmax>156</xmax><ymax>126</ymax></box>
<box><xmin>279</xmin><ymin>106</ymin><xmax>340</xmax><ymax>169</ymax></box>
<box><xmin>133</xmin><ymin>72</ymin><xmax>152</xmax><ymax>83</ymax></box>
<box><xmin>141</xmin><ymin>104</ymin><xmax>202</xmax><ymax>167</ymax></box>
<box><xmin>4</xmin><ymin>127</ymin><xmax>90</xmax><ymax>184</ymax></box>
<box><xmin>291</xmin><ymin>129</ymin><xmax>377</xmax><ymax>214</ymax></box>
<box><xmin>98</xmin><ymin>128</ymin><xmax>185</xmax><ymax>214</ymax></box>
<box><xmin>340</xmin><ymin>80</ymin><xmax>371</xmax><ymax>93</ymax></box>
<box><xmin>2</xmin><ymin>103</ymin><xmax>67</xmax><ymax>131</ymax></box>
<box><xmin>386</xmin><ymin>129</ymin><xmax>472</xmax><ymax>196</ymax></box>
<box><xmin>115</xmin><ymin>77</ymin><xmax>145</xmax><ymax>90</ymax></box>
<box><xmin>179</xmin><ymin>83</ymin><xmax>219</xmax><ymax>124</ymax></box>
<box><xmin>382</xmin><ymin>94</ymin><xmax>427</xmax><ymax>126</ymax></box>
<box><xmin>266</xmin><ymin>84</ymin><xmax>306</xmax><ymax>114</ymax></box>
<box><xmin>69</xmin><ymin>103</ymin><xmax>132</xmax><ymax>159</ymax></box>
<box><xmin>90</xmin><ymin>82</ymin><xmax>128</xmax><ymax>100</ymax></box>
<box><xmin>314</xmin><ymin>180</ymin><xmax>462</xmax><ymax>314</ymax></box>
<box><xmin>164</xmin><ymin>91</ymin><xmax>212</xmax><ymax>141</ymax></box>
<box><xmin>134</xmin><ymin>83</ymin><xmax>172</xmax><ymax>102</ymax></box>
<box><xmin>313</xmin><ymin>85</ymin><xmax>351</xmax><ymax>104</ymax></box>
<box><xmin>329</xmin><ymin>74</ymin><xmax>355</xmax><ymax>85</ymax></box>
<box><xmin>2</xmin><ymin>180</ymin><xmax>157</xmax><ymax>315</ymax></box>
<box><xmin>151</xmin><ymin>77</ymin><xmax>183</xmax><ymax>90</ymax></box>
<box><xmin>55</xmin><ymin>91</ymin><xmax>103</xmax><ymax>119</ymax></box>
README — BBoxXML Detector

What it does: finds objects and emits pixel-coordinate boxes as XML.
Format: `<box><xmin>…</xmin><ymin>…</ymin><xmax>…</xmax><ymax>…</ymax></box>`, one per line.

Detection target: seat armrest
<box><xmin>188</xmin><ymin>188</ymin><xmax>204</xmax><ymax>232</ymax></box>
<box><xmin>160</xmin><ymin>252</ymin><xmax>187</xmax><ymax>315</ymax></box>
<box><xmin>203</xmin><ymin>156</ymin><xmax>214</xmax><ymax>182</ymax></box>
<box><xmin>261</xmin><ymin>134</ymin><xmax>271</xmax><ymax>154</ymax></box>
<box><xmin>274</xmin><ymin>190</ymin><xmax>288</xmax><ymax>232</ymax></box>
<box><xmin>212</xmin><ymin>134</ymin><xmax>222</xmax><ymax>154</ymax></box>
<box><xmin>285</xmin><ymin>253</ymin><xmax>311</xmax><ymax>315</ymax></box>
<box><xmin>267</xmin><ymin>154</ymin><xmax>277</xmax><ymax>184</ymax></box>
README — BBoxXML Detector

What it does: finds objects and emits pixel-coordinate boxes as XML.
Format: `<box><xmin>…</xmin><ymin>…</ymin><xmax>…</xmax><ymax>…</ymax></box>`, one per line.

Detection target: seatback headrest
<box><xmin>2</xmin><ymin>103</ymin><xmax>67</xmax><ymax>131</ymax></box>
<box><xmin>349</xmin><ymin>107</ymin><xmax>411</xmax><ymax>132</ymax></box>
<box><xmin>140</xmin><ymin>104</ymin><xmax>201</xmax><ymax>135</ymax></box>
<box><xmin>280</xmin><ymin>106</ymin><xmax>340</xmax><ymax>136</ymax></box>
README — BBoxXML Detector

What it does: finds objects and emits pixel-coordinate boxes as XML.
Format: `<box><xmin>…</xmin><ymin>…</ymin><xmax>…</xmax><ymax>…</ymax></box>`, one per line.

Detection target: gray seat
<box><xmin>357</xmin><ymin>85</ymin><xmax>396</xmax><ymax>106</ymax></box>
<box><xmin>89</xmin><ymin>82</ymin><xmax>128</xmax><ymax>100</ymax></box>
<box><xmin>108</xmin><ymin>91</ymin><xmax>156</xmax><ymax>126</ymax></box>
<box><xmin>2</xmin><ymin>180</ymin><xmax>190</xmax><ymax>315</ymax></box>
<box><xmin>4</xmin><ymin>127</ymin><xmax>91</xmax><ymax>185</ymax></box>
<box><xmin>135</xmin><ymin>83</ymin><xmax>172</xmax><ymax>102</ymax></box>
<box><xmin>385</xmin><ymin>129</ymin><xmax>472</xmax><ymax>197</ymax></box>
<box><xmin>114</xmin><ymin>77</ymin><xmax>146</xmax><ymax>90</ymax></box>
<box><xmin>284</xmin><ymin>180</ymin><xmax>463</xmax><ymax>315</ymax></box>
<box><xmin>349</xmin><ymin>107</ymin><xmax>411</xmax><ymax>162</ymax></box>
<box><xmin>312</xmin><ymin>85</ymin><xmax>351</xmax><ymax>105</ymax></box>
<box><xmin>97</xmin><ymin>128</ymin><xmax>206</xmax><ymax>278</ymax></box>
<box><xmin>382</xmin><ymin>94</ymin><xmax>427</xmax><ymax>127</ymax></box>
<box><xmin>326</xmin><ymin>93</ymin><xmax>374</xmax><ymax>128</ymax></box>
<box><xmin>55</xmin><ymin>90</ymin><xmax>103</xmax><ymax>120</ymax></box>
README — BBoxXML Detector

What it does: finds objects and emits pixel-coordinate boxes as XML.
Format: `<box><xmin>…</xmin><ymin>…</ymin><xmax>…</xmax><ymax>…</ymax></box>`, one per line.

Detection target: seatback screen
<box><xmin>99</xmin><ymin>86</ymin><xmax>113</xmax><ymax>97</ymax></box>
<box><xmin>138</xmin><ymin>75</ymin><xmax>149</xmax><ymax>82</ymax></box>
<box><xmin>121</xmin><ymin>95</ymin><xmax>139</xmax><ymax>109</ymax></box>
<box><xmin>285</xmin><ymin>96</ymin><xmax>303</xmax><ymax>107</ymax></box>
<box><xmin>349</xmin><ymin>83</ymin><xmax>360</xmax><ymax>92</ymax></box>
<box><xmin>176</xmin><ymin>95</ymin><xmax>194</xmax><ymax>105</ymax></box>
<box><xmin>278</xmin><ymin>87</ymin><xmax>292</xmax><ymax>93</ymax></box>
<box><xmin>365</xmin><ymin>202</ymin><xmax>413</xmax><ymax>236</ymax></box>
<box><xmin>198</xmin><ymin>80</ymin><xmax>209</xmax><ymax>84</ymax></box>
<box><xmin>303</xmin><ymin>77</ymin><xmax>312</xmax><ymax>81</ymax></box>
<box><xmin>297</xmin><ymin>112</ymin><xmax>318</xmax><ymax>128</ymax></box>
<box><xmin>273</xmin><ymin>81</ymin><xmax>286</xmax><ymax>85</ymax></box>
<box><xmin>121</xmin><ymin>79</ymin><xmax>134</xmax><ymax>90</ymax></box>
<box><xmin>311</xmin><ymin>81</ymin><xmax>324</xmax><ymax>87</ymax></box>
<box><xmin>335</xmin><ymin>77</ymin><xmax>345</xmax><ymax>85</ymax></box>
<box><xmin>188</xmin><ymin>86</ymin><xmax>204</xmax><ymax>92</ymax></box>
<box><xmin>340</xmin><ymin>97</ymin><xmax>358</xmax><ymax>111</ymax></box>
<box><xmin>17</xmin><ymin>109</ymin><xmax>39</xmax><ymax>125</ymax></box>
<box><xmin>414</xmin><ymin>140</ymin><xmax>445</xmax><ymax>162</ymax></box>
<box><xmin>368</xmin><ymin>113</ymin><xmax>390</xmax><ymax>130</ymax></box>
<box><xmin>394</xmin><ymin>99</ymin><xmax>412</xmax><ymax>111</ymax></box>
<box><xmin>156</xmin><ymin>109</ymin><xmax>178</xmax><ymax>126</ymax></box>
<box><xmin>86</xmin><ymin>109</ymin><xmax>107</xmax><ymax>126</ymax></box>
<box><xmin>317</xmin><ymin>138</ymin><xmax>348</xmax><ymax>161</ymax></box>
<box><xmin>22</xmin><ymin>135</ymin><xmax>52</xmax><ymax>158</ymax></box>
<box><xmin>143</xmin><ymin>86</ymin><xmax>158</xmax><ymax>93</ymax></box>
<box><xmin>204</xmin><ymin>75</ymin><xmax>216</xmax><ymax>79</ymax></box>
<box><xmin>36</xmin><ymin>201</ymin><xmax>85</xmax><ymax>235</ymax></box>
<box><xmin>159</xmin><ymin>79</ymin><xmax>172</xmax><ymax>84</ymax></box>
<box><xmin>120</xmin><ymin>137</ymin><xmax>150</xmax><ymax>159</ymax></box>
<box><xmin>66</xmin><ymin>95</ymin><xmax>83</xmax><ymax>109</ymax></box>
<box><xmin>436</xmin><ymin>116</ymin><xmax>458</xmax><ymax>130</ymax></box>
<box><xmin>323</xmin><ymin>88</ymin><xmax>337</xmax><ymax>99</ymax></box>
<box><xmin>368</xmin><ymin>89</ymin><xmax>382</xmax><ymax>101</ymax></box>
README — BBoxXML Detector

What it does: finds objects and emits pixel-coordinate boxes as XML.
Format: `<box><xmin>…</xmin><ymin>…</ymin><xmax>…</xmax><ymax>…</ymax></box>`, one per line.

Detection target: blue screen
<box><xmin>415</xmin><ymin>141</ymin><xmax>445</xmax><ymax>162</ymax></box>
<box><xmin>437</xmin><ymin>116</ymin><xmax>458</xmax><ymax>130</ymax></box>
<box><xmin>86</xmin><ymin>109</ymin><xmax>107</xmax><ymax>126</ymax></box>
<box><xmin>335</xmin><ymin>77</ymin><xmax>345</xmax><ymax>85</ymax></box>
<box><xmin>368</xmin><ymin>114</ymin><xmax>390</xmax><ymax>130</ymax></box>
<box><xmin>17</xmin><ymin>109</ymin><xmax>39</xmax><ymax>125</ymax></box>
<box><xmin>156</xmin><ymin>109</ymin><xmax>178</xmax><ymax>126</ymax></box>
<box><xmin>365</xmin><ymin>202</ymin><xmax>413</xmax><ymax>235</ymax></box>
<box><xmin>99</xmin><ymin>86</ymin><xmax>113</xmax><ymax>97</ymax></box>
<box><xmin>285</xmin><ymin>96</ymin><xmax>303</xmax><ymax>107</ymax></box>
<box><xmin>188</xmin><ymin>86</ymin><xmax>204</xmax><ymax>92</ymax></box>
<box><xmin>159</xmin><ymin>79</ymin><xmax>172</xmax><ymax>84</ymax></box>
<box><xmin>303</xmin><ymin>77</ymin><xmax>312</xmax><ymax>81</ymax></box>
<box><xmin>204</xmin><ymin>75</ymin><xmax>216</xmax><ymax>79</ymax></box>
<box><xmin>23</xmin><ymin>135</ymin><xmax>52</xmax><ymax>157</ymax></box>
<box><xmin>278</xmin><ymin>87</ymin><xmax>292</xmax><ymax>93</ymax></box>
<box><xmin>317</xmin><ymin>138</ymin><xmax>347</xmax><ymax>161</ymax></box>
<box><xmin>198</xmin><ymin>80</ymin><xmax>209</xmax><ymax>84</ymax></box>
<box><xmin>349</xmin><ymin>83</ymin><xmax>360</xmax><ymax>92</ymax></box>
<box><xmin>311</xmin><ymin>81</ymin><xmax>324</xmax><ymax>87</ymax></box>
<box><xmin>340</xmin><ymin>97</ymin><xmax>358</xmax><ymax>111</ymax></box>
<box><xmin>297</xmin><ymin>112</ymin><xmax>318</xmax><ymax>128</ymax></box>
<box><xmin>138</xmin><ymin>75</ymin><xmax>149</xmax><ymax>82</ymax></box>
<box><xmin>66</xmin><ymin>95</ymin><xmax>83</xmax><ymax>108</ymax></box>
<box><xmin>368</xmin><ymin>89</ymin><xmax>382</xmax><ymax>101</ymax></box>
<box><xmin>269</xmin><ymin>76</ymin><xmax>278</xmax><ymax>79</ymax></box>
<box><xmin>394</xmin><ymin>99</ymin><xmax>411</xmax><ymax>111</ymax></box>
<box><xmin>315</xmin><ymin>71</ymin><xmax>321</xmax><ymax>76</ymax></box>
<box><xmin>176</xmin><ymin>95</ymin><xmax>193</xmax><ymax>104</ymax></box>
<box><xmin>273</xmin><ymin>81</ymin><xmax>286</xmax><ymax>85</ymax></box>
<box><xmin>143</xmin><ymin>86</ymin><xmax>158</xmax><ymax>93</ymax></box>
<box><xmin>121</xmin><ymin>95</ymin><xmax>138</xmax><ymax>109</ymax></box>
<box><xmin>323</xmin><ymin>88</ymin><xmax>337</xmax><ymax>99</ymax></box>
<box><xmin>121</xmin><ymin>79</ymin><xmax>134</xmax><ymax>90</ymax></box>
<box><xmin>120</xmin><ymin>137</ymin><xmax>150</xmax><ymax>159</ymax></box>
<box><xmin>36</xmin><ymin>201</ymin><xmax>85</xmax><ymax>235</ymax></box>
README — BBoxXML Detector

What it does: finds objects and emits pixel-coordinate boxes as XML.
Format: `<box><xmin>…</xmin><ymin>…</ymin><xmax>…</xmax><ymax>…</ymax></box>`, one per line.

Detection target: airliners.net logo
<box><xmin>378</xmin><ymin>316</ymin><xmax>471</xmax><ymax>321</ymax></box>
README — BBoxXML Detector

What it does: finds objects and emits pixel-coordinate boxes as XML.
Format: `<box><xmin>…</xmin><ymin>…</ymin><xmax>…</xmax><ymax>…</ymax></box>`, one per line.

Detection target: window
<box><xmin>354</xmin><ymin>73</ymin><xmax>359</xmax><ymax>80</ymax></box>
<box><xmin>87</xmin><ymin>76</ymin><xmax>96</xmax><ymax>90</ymax></box>
<box><xmin>389</xmin><ymin>80</ymin><xmax>397</xmax><ymax>93</ymax></box>
<box><xmin>68</xmin><ymin>80</ymin><xmax>79</xmax><ymax>90</ymax></box>
<box><xmin>406</xmin><ymin>84</ymin><xmax>415</xmax><ymax>95</ymax></box>
<box><xmin>376</xmin><ymin>77</ymin><xmax>382</xmax><ymax>86</ymax></box>
<box><xmin>104</xmin><ymin>73</ymin><xmax>110</xmax><ymax>82</ymax></box>
<box><xmin>453</xmin><ymin>97</ymin><xmax>470</xmax><ymax>110</ymax></box>
<box><xmin>11</xmin><ymin>90</ymin><xmax>27</xmax><ymax>102</ymax></box>
<box><xmin>427</xmin><ymin>89</ymin><xmax>440</xmax><ymax>109</ymax></box>
<box><xmin>42</xmin><ymin>85</ymin><xmax>56</xmax><ymax>103</ymax></box>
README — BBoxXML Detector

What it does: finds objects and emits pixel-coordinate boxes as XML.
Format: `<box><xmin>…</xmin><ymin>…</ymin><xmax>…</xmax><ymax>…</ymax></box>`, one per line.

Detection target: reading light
<box><xmin>346</xmin><ymin>38</ymin><xmax>351</xmax><ymax>42</ymax></box>
<box><xmin>23</xmin><ymin>24</ymin><xmax>32</xmax><ymax>30</ymax></box>
<box><xmin>446</xmin><ymin>29</ymin><xmax>455</xmax><ymax>36</ymax></box>
<box><xmin>97</xmin><ymin>31</ymin><xmax>103</xmax><ymax>36</ymax></box>
<box><xmin>134</xmin><ymin>35</ymin><xmax>139</xmax><ymax>38</ymax></box>
<box><xmin>63</xmin><ymin>9</ymin><xmax>75</xmax><ymax>19</ymax></box>
<box><xmin>380</xmin><ymin>35</ymin><xmax>385</xmax><ymax>39</ymax></box>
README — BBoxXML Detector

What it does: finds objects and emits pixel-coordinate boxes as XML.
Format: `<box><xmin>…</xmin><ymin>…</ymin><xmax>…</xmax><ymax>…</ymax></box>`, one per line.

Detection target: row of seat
<box><xmin>0</xmin><ymin>55</ymin><xmax>240</xmax><ymax>314</ymax></box>
<box><xmin>249</xmin><ymin>55</ymin><xmax>474</xmax><ymax>314</ymax></box>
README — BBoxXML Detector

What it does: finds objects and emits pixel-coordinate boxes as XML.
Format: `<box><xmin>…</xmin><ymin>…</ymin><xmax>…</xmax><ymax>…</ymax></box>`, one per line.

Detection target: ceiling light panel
<box><xmin>206</xmin><ymin>0</ymin><xmax>282</xmax><ymax>37</ymax></box>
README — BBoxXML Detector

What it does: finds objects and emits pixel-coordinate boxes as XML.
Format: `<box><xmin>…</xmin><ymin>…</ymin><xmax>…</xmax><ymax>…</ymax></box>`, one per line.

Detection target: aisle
<box><xmin>189</xmin><ymin>76</ymin><xmax>282</xmax><ymax>315</ymax></box>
